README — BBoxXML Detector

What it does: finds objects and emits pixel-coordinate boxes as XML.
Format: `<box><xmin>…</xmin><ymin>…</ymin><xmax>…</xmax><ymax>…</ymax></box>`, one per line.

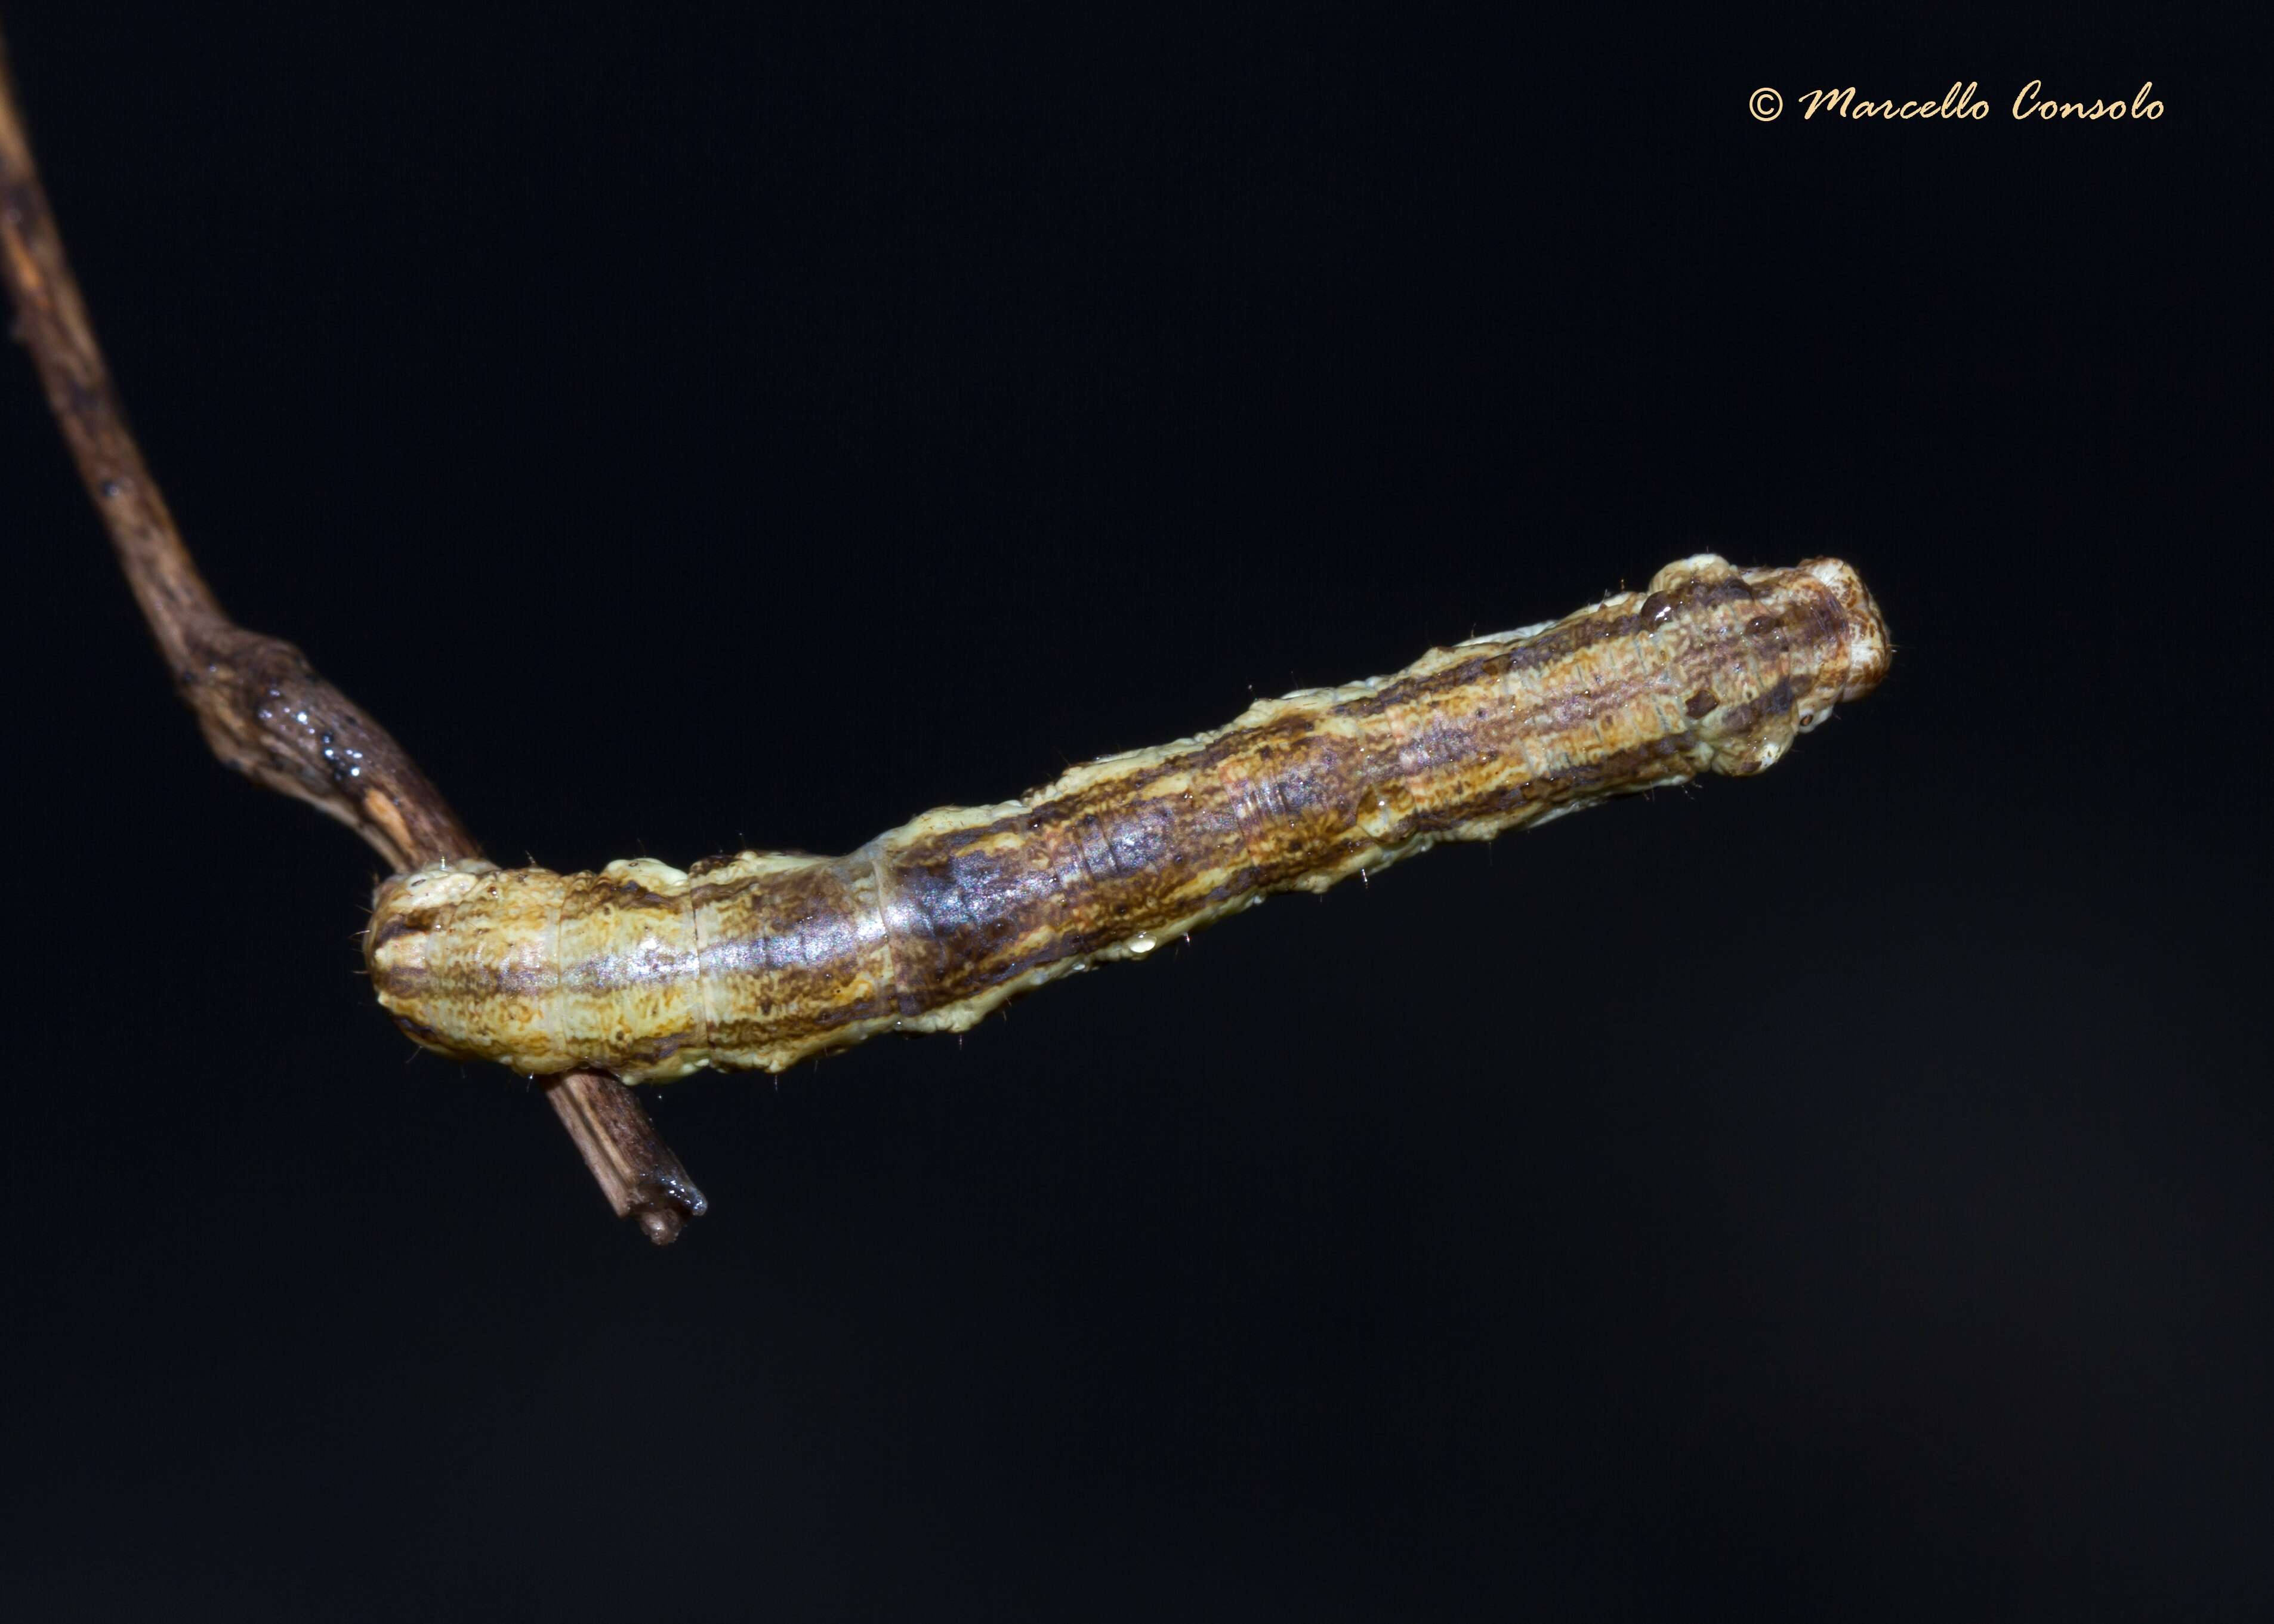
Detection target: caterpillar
<box><xmin>366</xmin><ymin>553</ymin><xmax>1889</xmax><ymax>1082</ymax></box>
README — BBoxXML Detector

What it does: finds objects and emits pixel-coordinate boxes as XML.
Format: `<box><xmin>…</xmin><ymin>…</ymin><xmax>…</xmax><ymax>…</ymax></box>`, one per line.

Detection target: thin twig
<box><xmin>0</xmin><ymin>24</ymin><xmax>704</xmax><ymax>1243</ymax></box>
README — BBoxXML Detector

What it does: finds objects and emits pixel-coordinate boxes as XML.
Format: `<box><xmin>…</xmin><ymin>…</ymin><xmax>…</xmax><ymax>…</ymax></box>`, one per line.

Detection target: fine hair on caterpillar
<box><xmin>366</xmin><ymin>552</ymin><xmax>1889</xmax><ymax>1082</ymax></box>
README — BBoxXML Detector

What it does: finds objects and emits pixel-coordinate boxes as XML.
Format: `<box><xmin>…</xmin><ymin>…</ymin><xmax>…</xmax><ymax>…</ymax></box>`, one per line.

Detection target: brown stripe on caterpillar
<box><xmin>366</xmin><ymin>554</ymin><xmax>1891</xmax><ymax>1082</ymax></box>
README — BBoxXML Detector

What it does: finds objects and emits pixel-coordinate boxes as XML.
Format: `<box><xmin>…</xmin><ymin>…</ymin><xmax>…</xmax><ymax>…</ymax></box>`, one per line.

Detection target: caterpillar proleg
<box><xmin>366</xmin><ymin>553</ymin><xmax>1889</xmax><ymax>1081</ymax></box>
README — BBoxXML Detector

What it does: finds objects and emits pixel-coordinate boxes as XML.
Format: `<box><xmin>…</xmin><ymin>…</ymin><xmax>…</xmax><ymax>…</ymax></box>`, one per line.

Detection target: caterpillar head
<box><xmin>1798</xmin><ymin>556</ymin><xmax>1893</xmax><ymax>705</ymax></box>
<box><xmin>1653</xmin><ymin>554</ymin><xmax>1890</xmax><ymax>777</ymax></box>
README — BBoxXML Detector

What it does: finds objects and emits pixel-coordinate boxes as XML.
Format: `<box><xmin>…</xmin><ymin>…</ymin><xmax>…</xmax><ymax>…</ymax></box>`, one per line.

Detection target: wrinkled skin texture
<box><xmin>367</xmin><ymin>555</ymin><xmax>1890</xmax><ymax>1081</ymax></box>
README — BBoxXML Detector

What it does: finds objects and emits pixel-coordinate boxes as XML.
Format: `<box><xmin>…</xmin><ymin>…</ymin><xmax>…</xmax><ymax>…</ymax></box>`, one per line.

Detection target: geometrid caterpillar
<box><xmin>366</xmin><ymin>554</ymin><xmax>1889</xmax><ymax>1082</ymax></box>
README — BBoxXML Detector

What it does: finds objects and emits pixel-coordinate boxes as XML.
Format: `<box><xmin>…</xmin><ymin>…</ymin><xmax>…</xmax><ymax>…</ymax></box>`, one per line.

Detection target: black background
<box><xmin>4</xmin><ymin>6</ymin><xmax>2266</xmax><ymax>1618</ymax></box>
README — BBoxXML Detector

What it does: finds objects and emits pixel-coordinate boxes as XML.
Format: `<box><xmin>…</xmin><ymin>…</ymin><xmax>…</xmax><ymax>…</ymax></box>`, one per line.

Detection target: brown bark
<box><xmin>0</xmin><ymin>24</ymin><xmax>704</xmax><ymax>1243</ymax></box>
